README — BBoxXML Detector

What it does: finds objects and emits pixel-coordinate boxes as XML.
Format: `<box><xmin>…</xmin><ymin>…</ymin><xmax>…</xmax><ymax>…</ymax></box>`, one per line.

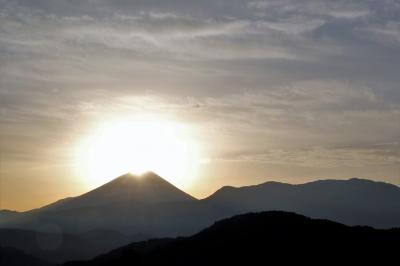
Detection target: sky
<box><xmin>1</xmin><ymin>0</ymin><xmax>400</xmax><ymax>211</ymax></box>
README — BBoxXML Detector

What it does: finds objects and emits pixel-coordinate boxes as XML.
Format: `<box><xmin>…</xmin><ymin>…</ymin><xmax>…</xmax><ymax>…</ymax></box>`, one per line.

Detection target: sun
<box><xmin>75</xmin><ymin>117</ymin><xmax>200</xmax><ymax>188</ymax></box>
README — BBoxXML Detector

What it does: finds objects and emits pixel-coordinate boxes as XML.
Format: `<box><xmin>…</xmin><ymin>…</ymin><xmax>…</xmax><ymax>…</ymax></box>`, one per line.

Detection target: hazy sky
<box><xmin>1</xmin><ymin>0</ymin><xmax>400</xmax><ymax>211</ymax></box>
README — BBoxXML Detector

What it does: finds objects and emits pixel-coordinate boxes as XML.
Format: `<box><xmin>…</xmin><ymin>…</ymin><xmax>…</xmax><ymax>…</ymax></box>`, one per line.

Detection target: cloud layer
<box><xmin>1</xmin><ymin>0</ymin><xmax>400</xmax><ymax>208</ymax></box>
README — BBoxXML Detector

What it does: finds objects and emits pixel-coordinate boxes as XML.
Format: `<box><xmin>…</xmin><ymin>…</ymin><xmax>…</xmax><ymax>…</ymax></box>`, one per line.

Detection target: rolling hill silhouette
<box><xmin>63</xmin><ymin>211</ymin><xmax>400</xmax><ymax>265</ymax></box>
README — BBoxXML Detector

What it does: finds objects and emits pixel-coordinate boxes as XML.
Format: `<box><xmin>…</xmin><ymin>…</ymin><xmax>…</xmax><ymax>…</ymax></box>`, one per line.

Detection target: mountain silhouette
<box><xmin>205</xmin><ymin>177</ymin><xmax>400</xmax><ymax>228</ymax></box>
<box><xmin>41</xmin><ymin>172</ymin><xmax>195</xmax><ymax>211</ymax></box>
<box><xmin>2</xmin><ymin>174</ymin><xmax>400</xmax><ymax>264</ymax></box>
<box><xmin>0</xmin><ymin>172</ymin><xmax>198</xmax><ymax>234</ymax></box>
<box><xmin>2</xmin><ymin>175</ymin><xmax>400</xmax><ymax>233</ymax></box>
<box><xmin>63</xmin><ymin>211</ymin><xmax>400</xmax><ymax>265</ymax></box>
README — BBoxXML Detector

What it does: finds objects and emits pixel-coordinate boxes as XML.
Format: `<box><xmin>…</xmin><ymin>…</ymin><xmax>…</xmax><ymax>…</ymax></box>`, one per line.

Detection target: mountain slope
<box><xmin>205</xmin><ymin>178</ymin><xmax>400</xmax><ymax>228</ymax></box>
<box><xmin>0</xmin><ymin>172</ymin><xmax>198</xmax><ymax>234</ymax></box>
<box><xmin>63</xmin><ymin>211</ymin><xmax>400</xmax><ymax>265</ymax></box>
<box><xmin>0</xmin><ymin>210</ymin><xmax>20</xmax><ymax>224</ymax></box>
<box><xmin>41</xmin><ymin>172</ymin><xmax>196</xmax><ymax>211</ymax></box>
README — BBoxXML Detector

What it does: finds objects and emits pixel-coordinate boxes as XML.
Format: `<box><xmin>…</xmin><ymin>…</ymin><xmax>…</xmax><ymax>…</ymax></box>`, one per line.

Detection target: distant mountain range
<box><xmin>63</xmin><ymin>211</ymin><xmax>400</xmax><ymax>265</ymax></box>
<box><xmin>205</xmin><ymin>177</ymin><xmax>400</xmax><ymax>228</ymax></box>
<box><xmin>1</xmin><ymin>172</ymin><xmax>400</xmax><ymax>263</ymax></box>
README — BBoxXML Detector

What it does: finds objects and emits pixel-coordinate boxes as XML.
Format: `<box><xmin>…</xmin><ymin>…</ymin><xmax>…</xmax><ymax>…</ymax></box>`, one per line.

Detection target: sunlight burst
<box><xmin>76</xmin><ymin>117</ymin><xmax>200</xmax><ymax>188</ymax></box>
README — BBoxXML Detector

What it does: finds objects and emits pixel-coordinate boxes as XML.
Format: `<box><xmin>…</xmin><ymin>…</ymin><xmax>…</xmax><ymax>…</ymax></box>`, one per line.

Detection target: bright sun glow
<box><xmin>76</xmin><ymin>117</ymin><xmax>200</xmax><ymax>188</ymax></box>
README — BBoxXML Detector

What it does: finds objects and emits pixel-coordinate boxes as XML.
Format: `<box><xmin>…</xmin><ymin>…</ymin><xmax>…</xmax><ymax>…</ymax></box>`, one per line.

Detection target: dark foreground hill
<box><xmin>64</xmin><ymin>211</ymin><xmax>400</xmax><ymax>265</ymax></box>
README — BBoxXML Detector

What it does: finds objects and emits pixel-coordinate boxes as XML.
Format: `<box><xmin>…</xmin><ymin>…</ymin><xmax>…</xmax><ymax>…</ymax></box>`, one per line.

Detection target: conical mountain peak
<box><xmin>98</xmin><ymin>171</ymin><xmax>187</xmax><ymax>195</ymax></box>
<box><xmin>111</xmin><ymin>171</ymin><xmax>170</xmax><ymax>185</ymax></box>
<box><xmin>44</xmin><ymin>172</ymin><xmax>196</xmax><ymax>211</ymax></box>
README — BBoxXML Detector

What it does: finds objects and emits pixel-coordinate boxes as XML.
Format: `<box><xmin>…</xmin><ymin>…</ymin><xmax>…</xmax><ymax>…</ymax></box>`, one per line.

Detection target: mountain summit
<box><xmin>43</xmin><ymin>172</ymin><xmax>196</xmax><ymax>211</ymax></box>
<box><xmin>84</xmin><ymin>171</ymin><xmax>196</xmax><ymax>204</ymax></box>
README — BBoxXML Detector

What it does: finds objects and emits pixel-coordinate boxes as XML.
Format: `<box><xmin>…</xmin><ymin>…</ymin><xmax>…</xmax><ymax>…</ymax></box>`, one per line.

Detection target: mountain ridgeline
<box><xmin>1</xmin><ymin>172</ymin><xmax>400</xmax><ymax>264</ymax></box>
